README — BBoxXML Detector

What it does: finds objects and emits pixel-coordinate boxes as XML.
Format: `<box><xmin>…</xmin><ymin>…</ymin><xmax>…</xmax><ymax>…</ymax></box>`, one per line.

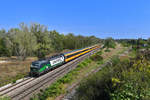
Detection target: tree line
<box><xmin>0</xmin><ymin>23</ymin><xmax>101</xmax><ymax>60</ymax></box>
<box><xmin>116</xmin><ymin>38</ymin><xmax>150</xmax><ymax>49</ymax></box>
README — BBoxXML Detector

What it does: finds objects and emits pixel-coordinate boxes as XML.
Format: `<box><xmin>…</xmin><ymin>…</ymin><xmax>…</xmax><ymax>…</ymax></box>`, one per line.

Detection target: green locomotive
<box><xmin>30</xmin><ymin>54</ymin><xmax>65</xmax><ymax>76</ymax></box>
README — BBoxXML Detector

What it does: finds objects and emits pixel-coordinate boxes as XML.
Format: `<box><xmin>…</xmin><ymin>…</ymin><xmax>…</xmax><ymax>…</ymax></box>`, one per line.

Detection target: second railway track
<box><xmin>0</xmin><ymin>78</ymin><xmax>35</xmax><ymax>96</ymax></box>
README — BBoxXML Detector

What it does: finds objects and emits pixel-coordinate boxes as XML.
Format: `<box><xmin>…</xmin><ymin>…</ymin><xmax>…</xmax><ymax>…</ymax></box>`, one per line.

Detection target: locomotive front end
<box><xmin>30</xmin><ymin>61</ymin><xmax>41</xmax><ymax>76</ymax></box>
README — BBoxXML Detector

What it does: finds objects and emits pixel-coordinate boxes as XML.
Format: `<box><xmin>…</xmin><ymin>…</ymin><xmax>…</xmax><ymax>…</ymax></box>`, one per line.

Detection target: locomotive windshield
<box><xmin>32</xmin><ymin>63</ymin><xmax>39</xmax><ymax>66</ymax></box>
<box><xmin>31</xmin><ymin>60</ymin><xmax>48</xmax><ymax>68</ymax></box>
<box><xmin>31</xmin><ymin>62</ymin><xmax>40</xmax><ymax>68</ymax></box>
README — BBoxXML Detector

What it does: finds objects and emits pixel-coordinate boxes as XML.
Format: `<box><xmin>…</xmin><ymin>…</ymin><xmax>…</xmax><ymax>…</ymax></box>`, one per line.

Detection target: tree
<box><xmin>75</xmin><ymin>35</ymin><xmax>85</xmax><ymax>48</ymax></box>
<box><xmin>104</xmin><ymin>37</ymin><xmax>116</xmax><ymax>49</ymax></box>
<box><xmin>49</xmin><ymin>30</ymin><xmax>63</xmax><ymax>52</ymax></box>
<box><xmin>88</xmin><ymin>36</ymin><xmax>101</xmax><ymax>46</ymax></box>
<box><xmin>0</xmin><ymin>22</ymin><xmax>101</xmax><ymax>59</ymax></box>
<box><xmin>63</xmin><ymin>33</ymin><xmax>76</xmax><ymax>50</ymax></box>
<box><xmin>0</xmin><ymin>30</ymin><xmax>11</xmax><ymax>57</ymax></box>
<box><xmin>19</xmin><ymin>23</ymin><xmax>37</xmax><ymax>57</ymax></box>
<box><xmin>30</xmin><ymin>23</ymin><xmax>51</xmax><ymax>59</ymax></box>
<box><xmin>147</xmin><ymin>38</ymin><xmax>150</xmax><ymax>48</ymax></box>
<box><xmin>6</xmin><ymin>23</ymin><xmax>37</xmax><ymax>60</ymax></box>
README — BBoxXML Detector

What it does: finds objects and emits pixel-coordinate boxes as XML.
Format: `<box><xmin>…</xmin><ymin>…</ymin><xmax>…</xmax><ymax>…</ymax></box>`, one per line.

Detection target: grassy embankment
<box><xmin>30</xmin><ymin>44</ymin><xmax>127</xmax><ymax>100</ymax></box>
<box><xmin>73</xmin><ymin>48</ymin><xmax>150</xmax><ymax>100</ymax></box>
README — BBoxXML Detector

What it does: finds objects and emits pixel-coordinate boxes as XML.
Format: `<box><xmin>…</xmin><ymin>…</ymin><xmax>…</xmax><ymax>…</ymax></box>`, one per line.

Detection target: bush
<box><xmin>90</xmin><ymin>51</ymin><xmax>103</xmax><ymax>61</ymax></box>
<box><xmin>58</xmin><ymin>73</ymin><xmax>73</xmax><ymax>84</ymax></box>
<box><xmin>104</xmin><ymin>37</ymin><xmax>116</xmax><ymax>49</ymax></box>
<box><xmin>111</xmin><ymin>56</ymin><xmax>120</xmax><ymax>66</ymax></box>
<box><xmin>73</xmin><ymin>51</ymin><xmax>150</xmax><ymax>100</ymax></box>
<box><xmin>104</xmin><ymin>49</ymin><xmax>111</xmax><ymax>52</ymax></box>
<box><xmin>73</xmin><ymin>67</ymin><xmax>113</xmax><ymax>100</ymax></box>
<box><xmin>12</xmin><ymin>79</ymin><xmax>16</xmax><ymax>83</ymax></box>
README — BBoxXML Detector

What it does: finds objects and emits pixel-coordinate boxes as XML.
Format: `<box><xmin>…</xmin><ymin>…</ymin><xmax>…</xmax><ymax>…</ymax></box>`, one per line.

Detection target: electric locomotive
<box><xmin>30</xmin><ymin>54</ymin><xmax>65</xmax><ymax>76</ymax></box>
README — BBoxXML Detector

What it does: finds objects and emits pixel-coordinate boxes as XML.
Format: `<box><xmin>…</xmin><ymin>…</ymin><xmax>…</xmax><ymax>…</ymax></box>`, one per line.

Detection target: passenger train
<box><xmin>29</xmin><ymin>45</ymin><xmax>100</xmax><ymax>76</ymax></box>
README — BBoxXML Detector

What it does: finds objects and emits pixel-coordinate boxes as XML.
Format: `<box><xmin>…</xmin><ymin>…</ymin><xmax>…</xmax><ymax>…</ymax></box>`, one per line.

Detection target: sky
<box><xmin>0</xmin><ymin>0</ymin><xmax>150</xmax><ymax>39</ymax></box>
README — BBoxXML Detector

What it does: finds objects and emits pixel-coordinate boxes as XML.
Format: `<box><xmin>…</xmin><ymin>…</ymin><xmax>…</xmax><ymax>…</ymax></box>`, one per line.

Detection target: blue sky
<box><xmin>0</xmin><ymin>0</ymin><xmax>150</xmax><ymax>39</ymax></box>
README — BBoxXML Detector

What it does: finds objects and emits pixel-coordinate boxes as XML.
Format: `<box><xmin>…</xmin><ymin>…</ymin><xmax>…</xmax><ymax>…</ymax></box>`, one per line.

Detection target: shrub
<box><xmin>12</xmin><ymin>79</ymin><xmax>16</xmax><ymax>83</ymax></box>
<box><xmin>73</xmin><ymin>51</ymin><xmax>150</xmax><ymax>100</ymax></box>
<box><xmin>104</xmin><ymin>49</ymin><xmax>111</xmax><ymax>52</ymax></box>
<box><xmin>73</xmin><ymin>67</ymin><xmax>113</xmax><ymax>100</ymax></box>
<box><xmin>111</xmin><ymin>56</ymin><xmax>120</xmax><ymax>66</ymax></box>
<box><xmin>38</xmin><ymin>82</ymin><xmax>65</xmax><ymax>100</ymax></box>
<box><xmin>90</xmin><ymin>53</ymin><xmax>103</xmax><ymax>62</ymax></box>
<box><xmin>0</xmin><ymin>97</ymin><xmax>10</xmax><ymax>100</ymax></box>
<box><xmin>58</xmin><ymin>73</ymin><xmax>73</xmax><ymax>84</ymax></box>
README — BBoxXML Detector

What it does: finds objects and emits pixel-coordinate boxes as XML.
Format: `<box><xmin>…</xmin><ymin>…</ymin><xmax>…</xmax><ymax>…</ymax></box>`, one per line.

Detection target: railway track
<box><xmin>0</xmin><ymin>78</ymin><xmax>35</xmax><ymax>96</ymax></box>
<box><xmin>0</xmin><ymin>77</ymin><xmax>30</xmax><ymax>92</ymax></box>
<box><xmin>0</xmin><ymin>47</ymin><xmax>101</xmax><ymax>100</ymax></box>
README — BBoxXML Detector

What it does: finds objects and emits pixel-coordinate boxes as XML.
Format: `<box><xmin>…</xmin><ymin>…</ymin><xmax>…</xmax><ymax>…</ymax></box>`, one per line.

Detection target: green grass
<box><xmin>0</xmin><ymin>97</ymin><xmax>10</xmax><ymax>100</ymax></box>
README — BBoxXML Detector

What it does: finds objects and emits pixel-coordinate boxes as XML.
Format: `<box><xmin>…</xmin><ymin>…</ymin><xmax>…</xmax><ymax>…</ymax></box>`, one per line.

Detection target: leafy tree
<box><xmin>136</xmin><ymin>38</ymin><xmax>146</xmax><ymax>49</ymax></box>
<box><xmin>19</xmin><ymin>23</ymin><xmax>37</xmax><ymax>57</ymax></box>
<box><xmin>88</xmin><ymin>36</ymin><xmax>100</xmax><ymax>45</ymax></box>
<box><xmin>49</xmin><ymin>30</ymin><xmax>63</xmax><ymax>52</ymax></box>
<box><xmin>0</xmin><ymin>37</ymin><xmax>10</xmax><ymax>56</ymax></box>
<box><xmin>104</xmin><ymin>37</ymin><xmax>116</xmax><ymax>49</ymax></box>
<box><xmin>63</xmin><ymin>33</ymin><xmax>76</xmax><ymax>50</ymax></box>
<box><xmin>148</xmin><ymin>38</ymin><xmax>150</xmax><ymax>46</ymax></box>
<box><xmin>31</xmin><ymin>23</ymin><xmax>51</xmax><ymax>59</ymax></box>
<box><xmin>0</xmin><ymin>22</ymin><xmax>101</xmax><ymax>59</ymax></box>
<box><xmin>7</xmin><ymin>28</ymin><xmax>20</xmax><ymax>56</ymax></box>
<box><xmin>6</xmin><ymin>23</ymin><xmax>37</xmax><ymax>60</ymax></box>
<box><xmin>0</xmin><ymin>29</ymin><xmax>11</xmax><ymax>56</ymax></box>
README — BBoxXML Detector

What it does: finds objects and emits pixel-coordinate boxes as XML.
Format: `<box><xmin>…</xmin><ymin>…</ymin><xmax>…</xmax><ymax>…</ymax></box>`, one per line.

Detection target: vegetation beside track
<box><xmin>0</xmin><ymin>97</ymin><xmax>10</xmax><ymax>100</ymax></box>
<box><xmin>30</xmin><ymin>44</ymin><xmax>125</xmax><ymax>100</ymax></box>
<box><xmin>73</xmin><ymin>47</ymin><xmax>150</xmax><ymax>100</ymax></box>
